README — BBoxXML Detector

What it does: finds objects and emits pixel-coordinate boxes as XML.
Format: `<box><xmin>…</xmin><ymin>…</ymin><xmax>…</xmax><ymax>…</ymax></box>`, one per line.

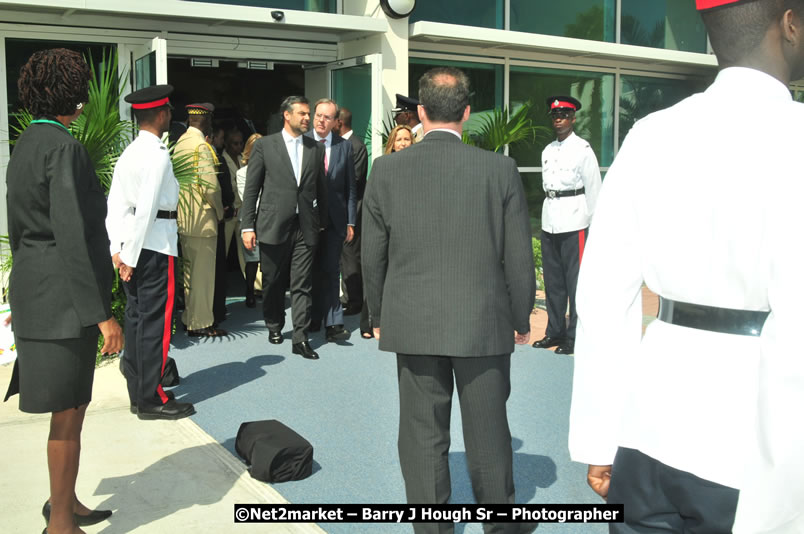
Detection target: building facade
<box><xmin>2</xmin><ymin>0</ymin><xmax>803</xmax><ymax>257</ymax></box>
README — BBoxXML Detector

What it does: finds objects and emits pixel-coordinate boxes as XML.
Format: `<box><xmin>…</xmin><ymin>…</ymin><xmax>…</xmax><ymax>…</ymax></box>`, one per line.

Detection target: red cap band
<box><xmin>696</xmin><ymin>0</ymin><xmax>740</xmax><ymax>10</ymax></box>
<box><xmin>550</xmin><ymin>100</ymin><xmax>577</xmax><ymax>110</ymax></box>
<box><xmin>132</xmin><ymin>97</ymin><xmax>170</xmax><ymax>110</ymax></box>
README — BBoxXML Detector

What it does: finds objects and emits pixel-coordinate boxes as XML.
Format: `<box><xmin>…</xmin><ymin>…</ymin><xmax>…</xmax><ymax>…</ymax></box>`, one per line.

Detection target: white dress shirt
<box><xmin>569</xmin><ymin>67</ymin><xmax>804</xmax><ymax>533</ymax></box>
<box><xmin>281</xmin><ymin>128</ymin><xmax>304</xmax><ymax>186</ymax></box>
<box><xmin>106</xmin><ymin>130</ymin><xmax>179</xmax><ymax>266</ymax></box>
<box><xmin>540</xmin><ymin>132</ymin><xmax>601</xmax><ymax>234</ymax></box>
<box><xmin>312</xmin><ymin>130</ymin><xmax>332</xmax><ymax>168</ymax></box>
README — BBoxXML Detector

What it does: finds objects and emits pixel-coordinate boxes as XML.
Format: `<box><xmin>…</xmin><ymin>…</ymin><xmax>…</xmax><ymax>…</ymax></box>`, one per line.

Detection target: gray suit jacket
<box><xmin>362</xmin><ymin>131</ymin><xmax>535</xmax><ymax>357</ymax></box>
<box><xmin>241</xmin><ymin>132</ymin><xmax>328</xmax><ymax>246</ymax></box>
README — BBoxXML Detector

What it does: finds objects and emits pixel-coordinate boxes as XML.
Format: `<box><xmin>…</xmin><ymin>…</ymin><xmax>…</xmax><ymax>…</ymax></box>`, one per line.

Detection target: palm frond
<box><xmin>71</xmin><ymin>49</ymin><xmax>133</xmax><ymax>192</ymax></box>
<box><xmin>464</xmin><ymin>101</ymin><xmax>550</xmax><ymax>153</ymax></box>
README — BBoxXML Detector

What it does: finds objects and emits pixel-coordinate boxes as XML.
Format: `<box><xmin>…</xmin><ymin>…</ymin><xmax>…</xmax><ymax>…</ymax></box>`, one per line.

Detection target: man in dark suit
<box><xmin>241</xmin><ymin>96</ymin><xmax>328</xmax><ymax>360</ymax></box>
<box><xmin>307</xmin><ymin>99</ymin><xmax>357</xmax><ymax>342</ymax></box>
<box><xmin>362</xmin><ymin>67</ymin><xmax>535</xmax><ymax>534</ymax></box>
<box><xmin>334</xmin><ymin>107</ymin><xmax>369</xmax><ymax>315</ymax></box>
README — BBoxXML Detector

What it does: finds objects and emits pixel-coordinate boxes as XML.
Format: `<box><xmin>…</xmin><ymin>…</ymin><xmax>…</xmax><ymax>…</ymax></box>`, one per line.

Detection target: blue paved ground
<box><xmin>169</xmin><ymin>288</ymin><xmax>606</xmax><ymax>534</ymax></box>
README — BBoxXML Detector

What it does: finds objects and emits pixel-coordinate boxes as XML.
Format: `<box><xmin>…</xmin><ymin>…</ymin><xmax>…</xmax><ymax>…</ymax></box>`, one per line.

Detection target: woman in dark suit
<box><xmin>4</xmin><ymin>48</ymin><xmax>123</xmax><ymax>534</ymax></box>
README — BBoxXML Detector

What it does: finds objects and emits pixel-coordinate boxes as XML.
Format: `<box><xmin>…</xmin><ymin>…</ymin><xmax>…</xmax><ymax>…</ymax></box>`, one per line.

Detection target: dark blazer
<box><xmin>362</xmin><ymin>131</ymin><xmax>535</xmax><ymax>357</ymax></box>
<box><xmin>305</xmin><ymin>132</ymin><xmax>357</xmax><ymax>237</ymax></box>
<box><xmin>241</xmin><ymin>132</ymin><xmax>328</xmax><ymax>246</ymax></box>
<box><xmin>347</xmin><ymin>134</ymin><xmax>368</xmax><ymax>201</ymax></box>
<box><xmin>6</xmin><ymin>122</ymin><xmax>113</xmax><ymax>339</ymax></box>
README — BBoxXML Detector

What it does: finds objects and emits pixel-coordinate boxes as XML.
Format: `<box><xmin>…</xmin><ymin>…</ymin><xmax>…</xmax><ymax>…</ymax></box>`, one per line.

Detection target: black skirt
<box><xmin>4</xmin><ymin>329</ymin><xmax>97</xmax><ymax>413</ymax></box>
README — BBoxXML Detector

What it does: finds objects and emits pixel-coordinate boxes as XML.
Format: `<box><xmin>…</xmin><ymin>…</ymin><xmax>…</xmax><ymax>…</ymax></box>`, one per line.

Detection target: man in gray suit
<box><xmin>363</xmin><ymin>67</ymin><xmax>535</xmax><ymax>534</ymax></box>
<box><xmin>241</xmin><ymin>96</ymin><xmax>328</xmax><ymax>360</ymax></box>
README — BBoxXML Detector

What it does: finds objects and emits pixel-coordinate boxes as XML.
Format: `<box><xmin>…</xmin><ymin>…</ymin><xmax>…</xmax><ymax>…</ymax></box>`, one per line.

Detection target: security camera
<box><xmin>271</xmin><ymin>10</ymin><xmax>284</xmax><ymax>21</ymax></box>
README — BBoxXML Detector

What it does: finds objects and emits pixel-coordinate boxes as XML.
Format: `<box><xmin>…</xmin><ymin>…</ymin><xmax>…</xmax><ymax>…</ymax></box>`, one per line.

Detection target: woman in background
<box><xmin>236</xmin><ymin>133</ymin><xmax>263</xmax><ymax>307</ymax></box>
<box><xmin>4</xmin><ymin>48</ymin><xmax>123</xmax><ymax>534</ymax></box>
<box><xmin>384</xmin><ymin>124</ymin><xmax>414</xmax><ymax>154</ymax></box>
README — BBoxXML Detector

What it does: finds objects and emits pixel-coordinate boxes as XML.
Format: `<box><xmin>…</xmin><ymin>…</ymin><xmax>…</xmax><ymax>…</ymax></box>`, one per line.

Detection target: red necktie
<box><xmin>320</xmin><ymin>138</ymin><xmax>328</xmax><ymax>173</ymax></box>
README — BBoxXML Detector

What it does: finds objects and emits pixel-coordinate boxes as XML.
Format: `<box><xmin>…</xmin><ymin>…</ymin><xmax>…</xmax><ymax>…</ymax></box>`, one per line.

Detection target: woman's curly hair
<box><xmin>18</xmin><ymin>48</ymin><xmax>90</xmax><ymax>117</ymax></box>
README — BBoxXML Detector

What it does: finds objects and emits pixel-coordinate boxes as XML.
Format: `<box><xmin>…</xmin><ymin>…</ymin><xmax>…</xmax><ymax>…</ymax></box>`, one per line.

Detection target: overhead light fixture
<box><xmin>380</xmin><ymin>0</ymin><xmax>416</xmax><ymax>19</ymax></box>
<box><xmin>191</xmin><ymin>58</ymin><xmax>218</xmax><ymax>68</ymax></box>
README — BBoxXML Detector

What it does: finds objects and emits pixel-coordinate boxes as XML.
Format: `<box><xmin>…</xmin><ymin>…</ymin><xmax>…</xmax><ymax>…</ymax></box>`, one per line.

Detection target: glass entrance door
<box><xmin>307</xmin><ymin>55</ymin><xmax>382</xmax><ymax>161</ymax></box>
<box><xmin>330</xmin><ymin>55</ymin><xmax>381</xmax><ymax>161</ymax></box>
<box><xmin>131</xmin><ymin>37</ymin><xmax>168</xmax><ymax>90</ymax></box>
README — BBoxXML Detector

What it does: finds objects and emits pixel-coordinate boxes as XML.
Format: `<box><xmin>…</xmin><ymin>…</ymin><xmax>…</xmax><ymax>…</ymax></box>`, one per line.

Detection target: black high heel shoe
<box><xmin>42</xmin><ymin>500</ymin><xmax>113</xmax><ymax>526</ymax></box>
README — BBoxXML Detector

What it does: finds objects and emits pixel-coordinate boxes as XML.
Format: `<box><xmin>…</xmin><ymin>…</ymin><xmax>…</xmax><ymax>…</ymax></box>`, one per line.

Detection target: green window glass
<box><xmin>509</xmin><ymin>66</ymin><xmax>615</xmax><ymax>168</ymax></box>
<box><xmin>332</xmin><ymin>64</ymin><xmax>372</xmax><ymax>152</ymax></box>
<box><xmin>621</xmin><ymin>0</ymin><xmax>707</xmax><ymax>52</ymax></box>
<box><xmin>182</xmin><ymin>0</ymin><xmax>336</xmax><ymax>12</ymax></box>
<box><xmin>409</xmin><ymin>58</ymin><xmax>503</xmax><ymax>138</ymax></box>
<box><xmin>510</xmin><ymin>0</ymin><xmax>616</xmax><ymax>42</ymax></box>
<box><xmin>619</xmin><ymin>74</ymin><xmax>709</xmax><ymax>145</ymax></box>
<box><xmin>410</xmin><ymin>0</ymin><xmax>503</xmax><ymax>29</ymax></box>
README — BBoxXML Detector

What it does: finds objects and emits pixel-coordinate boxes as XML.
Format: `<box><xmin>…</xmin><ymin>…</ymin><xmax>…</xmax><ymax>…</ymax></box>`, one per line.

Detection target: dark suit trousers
<box><xmin>312</xmin><ymin>227</ymin><xmax>345</xmax><ymax>328</ymax></box>
<box><xmin>608</xmin><ymin>447</ymin><xmax>739</xmax><ymax>533</ymax></box>
<box><xmin>396</xmin><ymin>354</ymin><xmax>518</xmax><ymax>534</ymax></box>
<box><xmin>541</xmin><ymin>228</ymin><xmax>588</xmax><ymax>340</ymax></box>
<box><xmin>122</xmin><ymin>250</ymin><xmax>175</xmax><ymax>408</ymax></box>
<box><xmin>260</xmin><ymin>219</ymin><xmax>315</xmax><ymax>344</ymax></box>
<box><xmin>213</xmin><ymin>220</ymin><xmax>228</xmax><ymax>324</ymax></box>
<box><xmin>340</xmin><ymin>200</ymin><xmax>363</xmax><ymax>307</ymax></box>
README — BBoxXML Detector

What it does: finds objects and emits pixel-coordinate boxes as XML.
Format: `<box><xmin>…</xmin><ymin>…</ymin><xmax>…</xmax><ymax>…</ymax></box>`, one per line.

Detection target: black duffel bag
<box><xmin>235</xmin><ymin>420</ymin><xmax>314</xmax><ymax>483</ymax></box>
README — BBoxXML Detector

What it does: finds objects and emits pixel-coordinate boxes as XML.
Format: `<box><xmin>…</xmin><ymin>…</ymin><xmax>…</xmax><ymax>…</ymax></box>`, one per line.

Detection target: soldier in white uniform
<box><xmin>569</xmin><ymin>0</ymin><xmax>804</xmax><ymax>532</ymax></box>
<box><xmin>107</xmin><ymin>85</ymin><xmax>195</xmax><ymax>421</ymax></box>
<box><xmin>532</xmin><ymin>95</ymin><xmax>601</xmax><ymax>355</ymax></box>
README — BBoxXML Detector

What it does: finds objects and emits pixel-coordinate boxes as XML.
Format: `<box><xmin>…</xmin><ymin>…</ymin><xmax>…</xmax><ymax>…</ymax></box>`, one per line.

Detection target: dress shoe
<box><xmin>187</xmin><ymin>326</ymin><xmax>228</xmax><ymax>337</ymax></box>
<box><xmin>292</xmin><ymin>341</ymin><xmax>319</xmax><ymax>360</ymax></box>
<box><xmin>245</xmin><ymin>295</ymin><xmax>256</xmax><ymax>308</ymax></box>
<box><xmin>555</xmin><ymin>342</ymin><xmax>575</xmax><ymax>355</ymax></box>
<box><xmin>137</xmin><ymin>399</ymin><xmax>195</xmax><ymax>420</ymax></box>
<box><xmin>532</xmin><ymin>336</ymin><xmax>564</xmax><ymax>349</ymax></box>
<box><xmin>42</xmin><ymin>500</ymin><xmax>112</xmax><ymax>527</ymax></box>
<box><xmin>325</xmin><ymin>325</ymin><xmax>351</xmax><ymax>341</ymax></box>
<box><xmin>268</xmin><ymin>329</ymin><xmax>283</xmax><ymax>344</ymax></box>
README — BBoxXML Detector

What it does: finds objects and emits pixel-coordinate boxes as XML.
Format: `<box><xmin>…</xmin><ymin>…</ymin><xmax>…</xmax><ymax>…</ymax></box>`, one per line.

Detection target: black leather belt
<box><xmin>657</xmin><ymin>297</ymin><xmax>769</xmax><ymax>337</ymax></box>
<box><xmin>133</xmin><ymin>208</ymin><xmax>178</xmax><ymax>220</ymax></box>
<box><xmin>546</xmin><ymin>187</ymin><xmax>585</xmax><ymax>199</ymax></box>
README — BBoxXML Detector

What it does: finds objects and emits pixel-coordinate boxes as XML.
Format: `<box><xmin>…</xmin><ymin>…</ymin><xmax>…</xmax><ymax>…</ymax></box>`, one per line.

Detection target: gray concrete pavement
<box><xmin>0</xmin><ymin>361</ymin><xmax>324</xmax><ymax>534</ymax></box>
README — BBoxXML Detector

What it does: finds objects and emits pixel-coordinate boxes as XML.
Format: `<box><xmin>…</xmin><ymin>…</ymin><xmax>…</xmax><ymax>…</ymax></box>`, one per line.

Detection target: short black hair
<box><xmin>18</xmin><ymin>48</ymin><xmax>90</xmax><ymax>117</ymax></box>
<box><xmin>280</xmin><ymin>96</ymin><xmax>310</xmax><ymax>115</ymax></box>
<box><xmin>418</xmin><ymin>67</ymin><xmax>470</xmax><ymax>123</ymax></box>
<box><xmin>187</xmin><ymin>113</ymin><xmax>212</xmax><ymax>133</ymax></box>
<box><xmin>702</xmin><ymin>0</ymin><xmax>804</xmax><ymax>66</ymax></box>
<box><xmin>133</xmin><ymin>106</ymin><xmax>167</xmax><ymax>126</ymax></box>
<box><xmin>338</xmin><ymin>107</ymin><xmax>353</xmax><ymax>128</ymax></box>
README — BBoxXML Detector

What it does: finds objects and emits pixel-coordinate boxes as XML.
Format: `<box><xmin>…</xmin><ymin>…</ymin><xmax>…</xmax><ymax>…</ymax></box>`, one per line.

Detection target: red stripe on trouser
<box><xmin>156</xmin><ymin>256</ymin><xmax>175</xmax><ymax>404</ymax></box>
<box><xmin>578</xmin><ymin>230</ymin><xmax>586</xmax><ymax>266</ymax></box>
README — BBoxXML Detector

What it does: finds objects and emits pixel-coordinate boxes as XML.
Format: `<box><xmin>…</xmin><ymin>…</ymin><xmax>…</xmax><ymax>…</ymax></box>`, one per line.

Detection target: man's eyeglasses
<box><xmin>549</xmin><ymin>110</ymin><xmax>573</xmax><ymax>120</ymax></box>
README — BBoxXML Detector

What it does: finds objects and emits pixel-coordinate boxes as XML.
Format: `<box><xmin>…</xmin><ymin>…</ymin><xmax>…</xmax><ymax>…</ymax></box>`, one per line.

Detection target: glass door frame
<box><xmin>325</xmin><ymin>54</ymin><xmax>383</xmax><ymax>161</ymax></box>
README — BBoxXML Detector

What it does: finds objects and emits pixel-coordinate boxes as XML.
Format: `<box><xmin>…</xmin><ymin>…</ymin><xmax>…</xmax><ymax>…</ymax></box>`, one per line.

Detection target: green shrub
<box><xmin>532</xmin><ymin>237</ymin><xmax>544</xmax><ymax>290</ymax></box>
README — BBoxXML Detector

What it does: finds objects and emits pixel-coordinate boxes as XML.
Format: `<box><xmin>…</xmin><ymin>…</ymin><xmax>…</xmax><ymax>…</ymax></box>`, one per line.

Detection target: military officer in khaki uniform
<box><xmin>175</xmin><ymin>102</ymin><xmax>226</xmax><ymax>337</ymax></box>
